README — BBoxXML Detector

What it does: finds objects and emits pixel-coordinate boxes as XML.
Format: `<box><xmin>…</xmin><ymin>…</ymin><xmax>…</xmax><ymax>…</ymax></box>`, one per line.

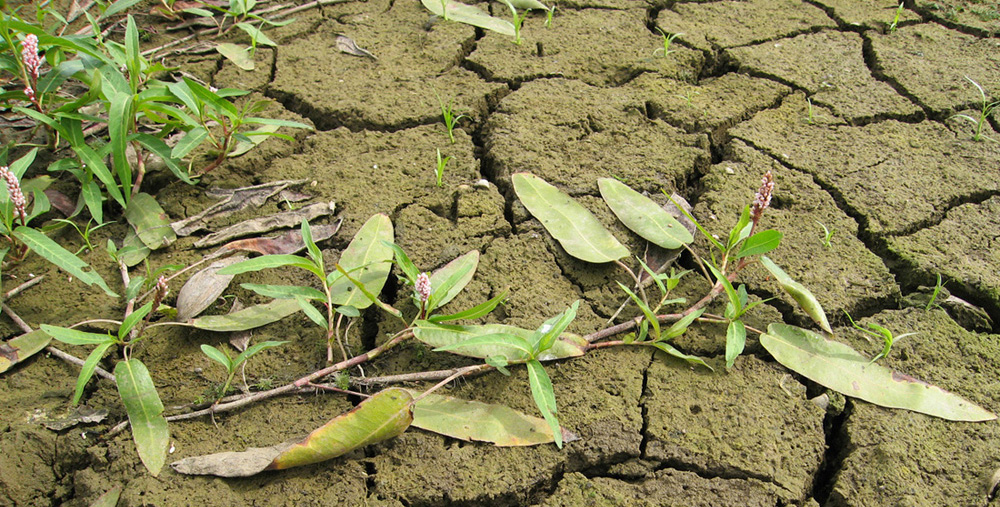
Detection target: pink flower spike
<box><xmin>415</xmin><ymin>273</ymin><xmax>432</xmax><ymax>303</ymax></box>
<box><xmin>0</xmin><ymin>166</ymin><xmax>27</xmax><ymax>224</ymax></box>
<box><xmin>21</xmin><ymin>34</ymin><xmax>41</xmax><ymax>82</ymax></box>
<box><xmin>750</xmin><ymin>170</ymin><xmax>774</xmax><ymax>225</ymax></box>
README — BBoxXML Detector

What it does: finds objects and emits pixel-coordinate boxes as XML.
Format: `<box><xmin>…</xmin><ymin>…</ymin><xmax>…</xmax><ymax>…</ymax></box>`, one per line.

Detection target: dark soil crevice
<box><xmin>637</xmin><ymin>350</ymin><xmax>654</xmax><ymax>459</ymax></box>
<box><xmin>263</xmin><ymin>89</ymin><xmax>437</xmax><ymax>133</ymax></box>
<box><xmin>858</xmin><ymin>33</ymin><xmax>932</xmax><ymax>121</ymax></box>
<box><xmin>811</xmin><ymin>399</ymin><xmax>853</xmax><ymax>506</ymax></box>
<box><xmin>919</xmin><ymin>8</ymin><xmax>1000</xmax><ymax>39</ymax></box>
<box><xmin>650</xmin><ymin>456</ymin><xmax>783</xmax><ymax>489</ymax></box>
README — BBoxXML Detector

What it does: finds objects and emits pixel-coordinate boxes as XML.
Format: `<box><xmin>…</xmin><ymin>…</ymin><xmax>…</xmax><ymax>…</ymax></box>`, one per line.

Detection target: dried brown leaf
<box><xmin>640</xmin><ymin>193</ymin><xmax>697</xmax><ymax>284</ymax></box>
<box><xmin>221</xmin><ymin>220</ymin><xmax>342</xmax><ymax>255</ymax></box>
<box><xmin>335</xmin><ymin>34</ymin><xmax>377</xmax><ymax>59</ymax></box>
<box><xmin>171</xmin><ymin>179</ymin><xmax>309</xmax><ymax>236</ymax></box>
<box><xmin>194</xmin><ymin>201</ymin><xmax>336</xmax><ymax>248</ymax></box>
<box><xmin>175</xmin><ymin>254</ymin><xmax>248</xmax><ymax>321</ymax></box>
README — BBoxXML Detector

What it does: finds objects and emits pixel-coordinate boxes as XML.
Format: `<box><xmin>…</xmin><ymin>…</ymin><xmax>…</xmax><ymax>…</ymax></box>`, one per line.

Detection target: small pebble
<box><xmin>473</xmin><ymin>179</ymin><xmax>490</xmax><ymax>189</ymax></box>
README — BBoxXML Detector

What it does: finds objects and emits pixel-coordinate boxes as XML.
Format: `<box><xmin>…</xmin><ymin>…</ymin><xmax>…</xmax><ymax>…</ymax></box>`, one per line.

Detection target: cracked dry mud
<box><xmin>2</xmin><ymin>0</ymin><xmax>1000</xmax><ymax>505</ymax></box>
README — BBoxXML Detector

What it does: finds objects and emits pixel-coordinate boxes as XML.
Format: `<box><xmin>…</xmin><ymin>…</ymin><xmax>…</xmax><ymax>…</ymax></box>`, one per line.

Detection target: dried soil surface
<box><xmin>2</xmin><ymin>0</ymin><xmax>1000</xmax><ymax>505</ymax></box>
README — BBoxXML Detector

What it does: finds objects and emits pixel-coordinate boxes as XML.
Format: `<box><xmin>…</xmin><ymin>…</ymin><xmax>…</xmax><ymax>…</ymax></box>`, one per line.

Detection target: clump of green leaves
<box><xmin>201</xmin><ymin>340</ymin><xmax>288</xmax><ymax>399</ymax></box>
<box><xmin>950</xmin><ymin>76</ymin><xmax>999</xmax><ymax>143</ymax></box>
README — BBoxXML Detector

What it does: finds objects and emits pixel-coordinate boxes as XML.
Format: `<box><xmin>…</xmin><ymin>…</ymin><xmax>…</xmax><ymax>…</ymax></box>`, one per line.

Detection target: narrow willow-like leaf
<box><xmin>428</xmin><ymin>290</ymin><xmax>508</xmax><ymax>323</ymax></box>
<box><xmin>761</xmin><ymin>324</ymin><xmax>995</xmax><ymax>421</ymax></box>
<box><xmin>760</xmin><ymin>256</ymin><xmax>832</xmax><ymax>334</ymax></box>
<box><xmin>598</xmin><ymin>178</ymin><xmax>693</xmax><ymax>249</ymax></box>
<box><xmin>74</xmin><ymin>341</ymin><xmax>115</xmax><ymax>405</ymax></box>
<box><xmin>403</xmin><ymin>390</ymin><xmax>577</xmax><ymax>446</ymax></box>
<box><xmin>14</xmin><ymin>227</ymin><xmax>117</xmax><ymax>297</ymax></box>
<box><xmin>651</xmin><ymin>341</ymin><xmax>714</xmax><ymax>371</ymax></box>
<box><xmin>734</xmin><ymin>230</ymin><xmax>782</xmax><ymax>259</ymax></box>
<box><xmin>526</xmin><ymin>359</ymin><xmax>562</xmax><ymax>448</ymax></box>
<box><xmin>707</xmin><ymin>263</ymin><xmax>741</xmax><ymax>318</ymax></box>
<box><xmin>240</xmin><ymin>283</ymin><xmax>326</xmax><ymax>301</ymax></box>
<box><xmin>428</xmin><ymin>250</ymin><xmax>478</xmax><ymax>312</ymax></box>
<box><xmin>115</xmin><ymin>359</ymin><xmax>170</xmax><ymax>476</ymax></box>
<box><xmin>533</xmin><ymin>300</ymin><xmax>579</xmax><ymax>353</ymax></box>
<box><xmin>617</xmin><ymin>282</ymin><xmax>659</xmax><ymax>341</ymax></box>
<box><xmin>661</xmin><ymin>308</ymin><xmax>705</xmax><ymax>341</ymax></box>
<box><xmin>119</xmin><ymin>302</ymin><xmax>153</xmax><ymax>339</ymax></box>
<box><xmin>725</xmin><ymin>320</ymin><xmax>746</xmax><ymax>369</ymax></box>
<box><xmin>413</xmin><ymin>321</ymin><xmax>585</xmax><ymax>362</ymax></box>
<box><xmin>329</xmin><ymin>214</ymin><xmax>394</xmax><ymax>309</ymax></box>
<box><xmin>40</xmin><ymin>324</ymin><xmax>112</xmax><ymax>345</ymax></box>
<box><xmin>217</xmin><ymin>254</ymin><xmax>321</xmax><ymax>278</ymax></box>
<box><xmin>512</xmin><ymin>173</ymin><xmax>628</xmax><ymax>264</ymax></box>
<box><xmin>0</xmin><ymin>330</ymin><xmax>52</xmax><ymax>374</ymax></box>
<box><xmin>187</xmin><ymin>299</ymin><xmax>301</xmax><ymax>331</ymax></box>
<box><xmin>269</xmin><ymin>388</ymin><xmax>413</xmax><ymax>469</ymax></box>
<box><xmin>420</xmin><ymin>0</ymin><xmax>516</xmax><ymax>36</ymax></box>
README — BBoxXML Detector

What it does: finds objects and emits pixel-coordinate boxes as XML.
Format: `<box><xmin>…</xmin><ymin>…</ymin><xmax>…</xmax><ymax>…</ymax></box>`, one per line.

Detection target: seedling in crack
<box><xmin>435</xmin><ymin>148</ymin><xmax>451</xmax><ymax>187</ymax></box>
<box><xmin>816</xmin><ymin>220</ymin><xmax>835</xmax><ymax>248</ymax></box>
<box><xmin>950</xmin><ymin>76</ymin><xmax>999</xmax><ymax>143</ymax></box>
<box><xmin>653</xmin><ymin>28</ymin><xmax>683</xmax><ymax>57</ymax></box>
<box><xmin>436</xmin><ymin>92</ymin><xmax>469</xmax><ymax>144</ymax></box>
<box><xmin>845</xmin><ymin>311</ymin><xmax>917</xmax><ymax>363</ymax></box>
<box><xmin>888</xmin><ymin>2</ymin><xmax>904</xmax><ymax>32</ymax></box>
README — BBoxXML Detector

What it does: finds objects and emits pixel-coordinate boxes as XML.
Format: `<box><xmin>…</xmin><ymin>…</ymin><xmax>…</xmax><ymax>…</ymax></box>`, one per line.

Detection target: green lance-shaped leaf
<box><xmin>526</xmin><ymin>359</ymin><xmax>562</xmax><ymax>448</ymax></box>
<box><xmin>512</xmin><ymin>173</ymin><xmax>629</xmax><ymax>264</ymax></box>
<box><xmin>414</xmin><ymin>321</ymin><xmax>586</xmax><ymax>362</ymax></box>
<box><xmin>329</xmin><ymin>214</ymin><xmax>394</xmax><ymax>309</ymax></box>
<box><xmin>115</xmin><ymin>359</ymin><xmax>170</xmax><ymax>476</ymax></box>
<box><xmin>13</xmin><ymin>227</ymin><xmax>118</xmax><ymax>297</ymax></box>
<box><xmin>725</xmin><ymin>320</ymin><xmax>746</xmax><ymax>369</ymax></box>
<box><xmin>650</xmin><ymin>341</ymin><xmax>713</xmax><ymax>371</ymax></box>
<box><xmin>598</xmin><ymin>178</ymin><xmax>693</xmax><ymax>249</ymax></box>
<box><xmin>0</xmin><ymin>330</ymin><xmax>52</xmax><ymax>374</ymax></box>
<box><xmin>269</xmin><ymin>388</ymin><xmax>413</xmax><ymax>469</ymax></box>
<box><xmin>760</xmin><ymin>324</ymin><xmax>996</xmax><ymax>422</ymax></box>
<box><xmin>734</xmin><ymin>230</ymin><xmax>782</xmax><ymax>259</ymax></box>
<box><xmin>420</xmin><ymin>0</ymin><xmax>516</xmax><ymax>36</ymax></box>
<box><xmin>427</xmin><ymin>250</ymin><xmax>478</xmax><ymax>312</ymax></box>
<box><xmin>171</xmin><ymin>388</ymin><xmax>413</xmax><ymax>477</ymax></box>
<box><xmin>760</xmin><ymin>256</ymin><xmax>832</xmax><ymax>334</ymax></box>
<box><xmin>186</xmin><ymin>299</ymin><xmax>301</xmax><ymax>331</ymax></box>
<box><xmin>403</xmin><ymin>390</ymin><xmax>577</xmax><ymax>446</ymax></box>
<box><xmin>429</xmin><ymin>290</ymin><xmax>508</xmax><ymax>323</ymax></box>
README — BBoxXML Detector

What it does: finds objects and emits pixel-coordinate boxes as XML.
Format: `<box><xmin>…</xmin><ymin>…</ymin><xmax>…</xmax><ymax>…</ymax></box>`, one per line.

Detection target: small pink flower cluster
<box><xmin>751</xmin><ymin>170</ymin><xmax>774</xmax><ymax>225</ymax></box>
<box><xmin>0</xmin><ymin>166</ymin><xmax>27</xmax><ymax>224</ymax></box>
<box><xmin>415</xmin><ymin>273</ymin><xmax>432</xmax><ymax>303</ymax></box>
<box><xmin>152</xmin><ymin>275</ymin><xmax>169</xmax><ymax>310</ymax></box>
<box><xmin>21</xmin><ymin>34</ymin><xmax>41</xmax><ymax>102</ymax></box>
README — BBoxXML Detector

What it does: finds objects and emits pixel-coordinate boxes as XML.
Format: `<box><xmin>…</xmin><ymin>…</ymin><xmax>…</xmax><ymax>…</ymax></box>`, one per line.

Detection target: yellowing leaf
<box><xmin>761</xmin><ymin>324</ymin><xmax>995</xmax><ymax>422</ymax></box>
<box><xmin>403</xmin><ymin>390</ymin><xmax>577</xmax><ymax>446</ymax></box>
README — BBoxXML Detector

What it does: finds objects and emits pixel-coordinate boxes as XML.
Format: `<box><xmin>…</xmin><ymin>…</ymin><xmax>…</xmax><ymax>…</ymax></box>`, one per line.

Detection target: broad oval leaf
<box><xmin>115</xmin><ymin>359</ymin><xmax>170</xmax><ymax>476</ymax></box>
<box><xmin>512</xmin><ymin>173</ymin><xmax>628</xmax><ymax>264</ymax></box>
<box><xmin>760</xmin><ymin>256</ymin><xmax>832</xmax><ymax>334</ymax></box>
<box><xmin>598</xmin><ymin>178</ymin><xmax>693</xmax><ymax>249</ymax></box>
<box><xmin>761</xmin><ymin>323</ymin><xmax>996</xmax><ymax>422</ymax></box>
<box><xmin>402</xmin><ymin>390</ymin><xmax>576</xmax><ymax>446</ymax></box>
<box><xmin>413</xmin><ymin>321</ymin><xmax>586</xmax><ymax>362</ymax></box>
<box><xmin>216</xmin><ymin>42</ymin><xmax>255</xmax><ymax>71</ymax></box>
<box><xmin>329</xmin><ymin>214</ymin><xmax>394</xmax><ymax>309</ymax></box>
<box><xmin>269</xmin><ymin>388</ymin><xmax>413</xmax><ymax>469</ymax></box>
<box><xmin>428</xmin><ymin>250</ymin><xmax>478</xmax><ymax>311</ymax></box>
<box><xmin>124</xmin><ymin>193</ymin><xmax>177</xmax><ymax>250</ymax></box>
<box><xmin>421</xmin><ymin>0</ymin><xmax>516</xmax><ymax>36</ymax></box>
<box><xmin>175</xmin><ymin>254</ymin><xmax>247</xmax><ymax>321</ymax></box>
<box><xmin>187</xmin><ymin>298</ymin><xmax>301</xmax><ymax>331</ymax></box>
